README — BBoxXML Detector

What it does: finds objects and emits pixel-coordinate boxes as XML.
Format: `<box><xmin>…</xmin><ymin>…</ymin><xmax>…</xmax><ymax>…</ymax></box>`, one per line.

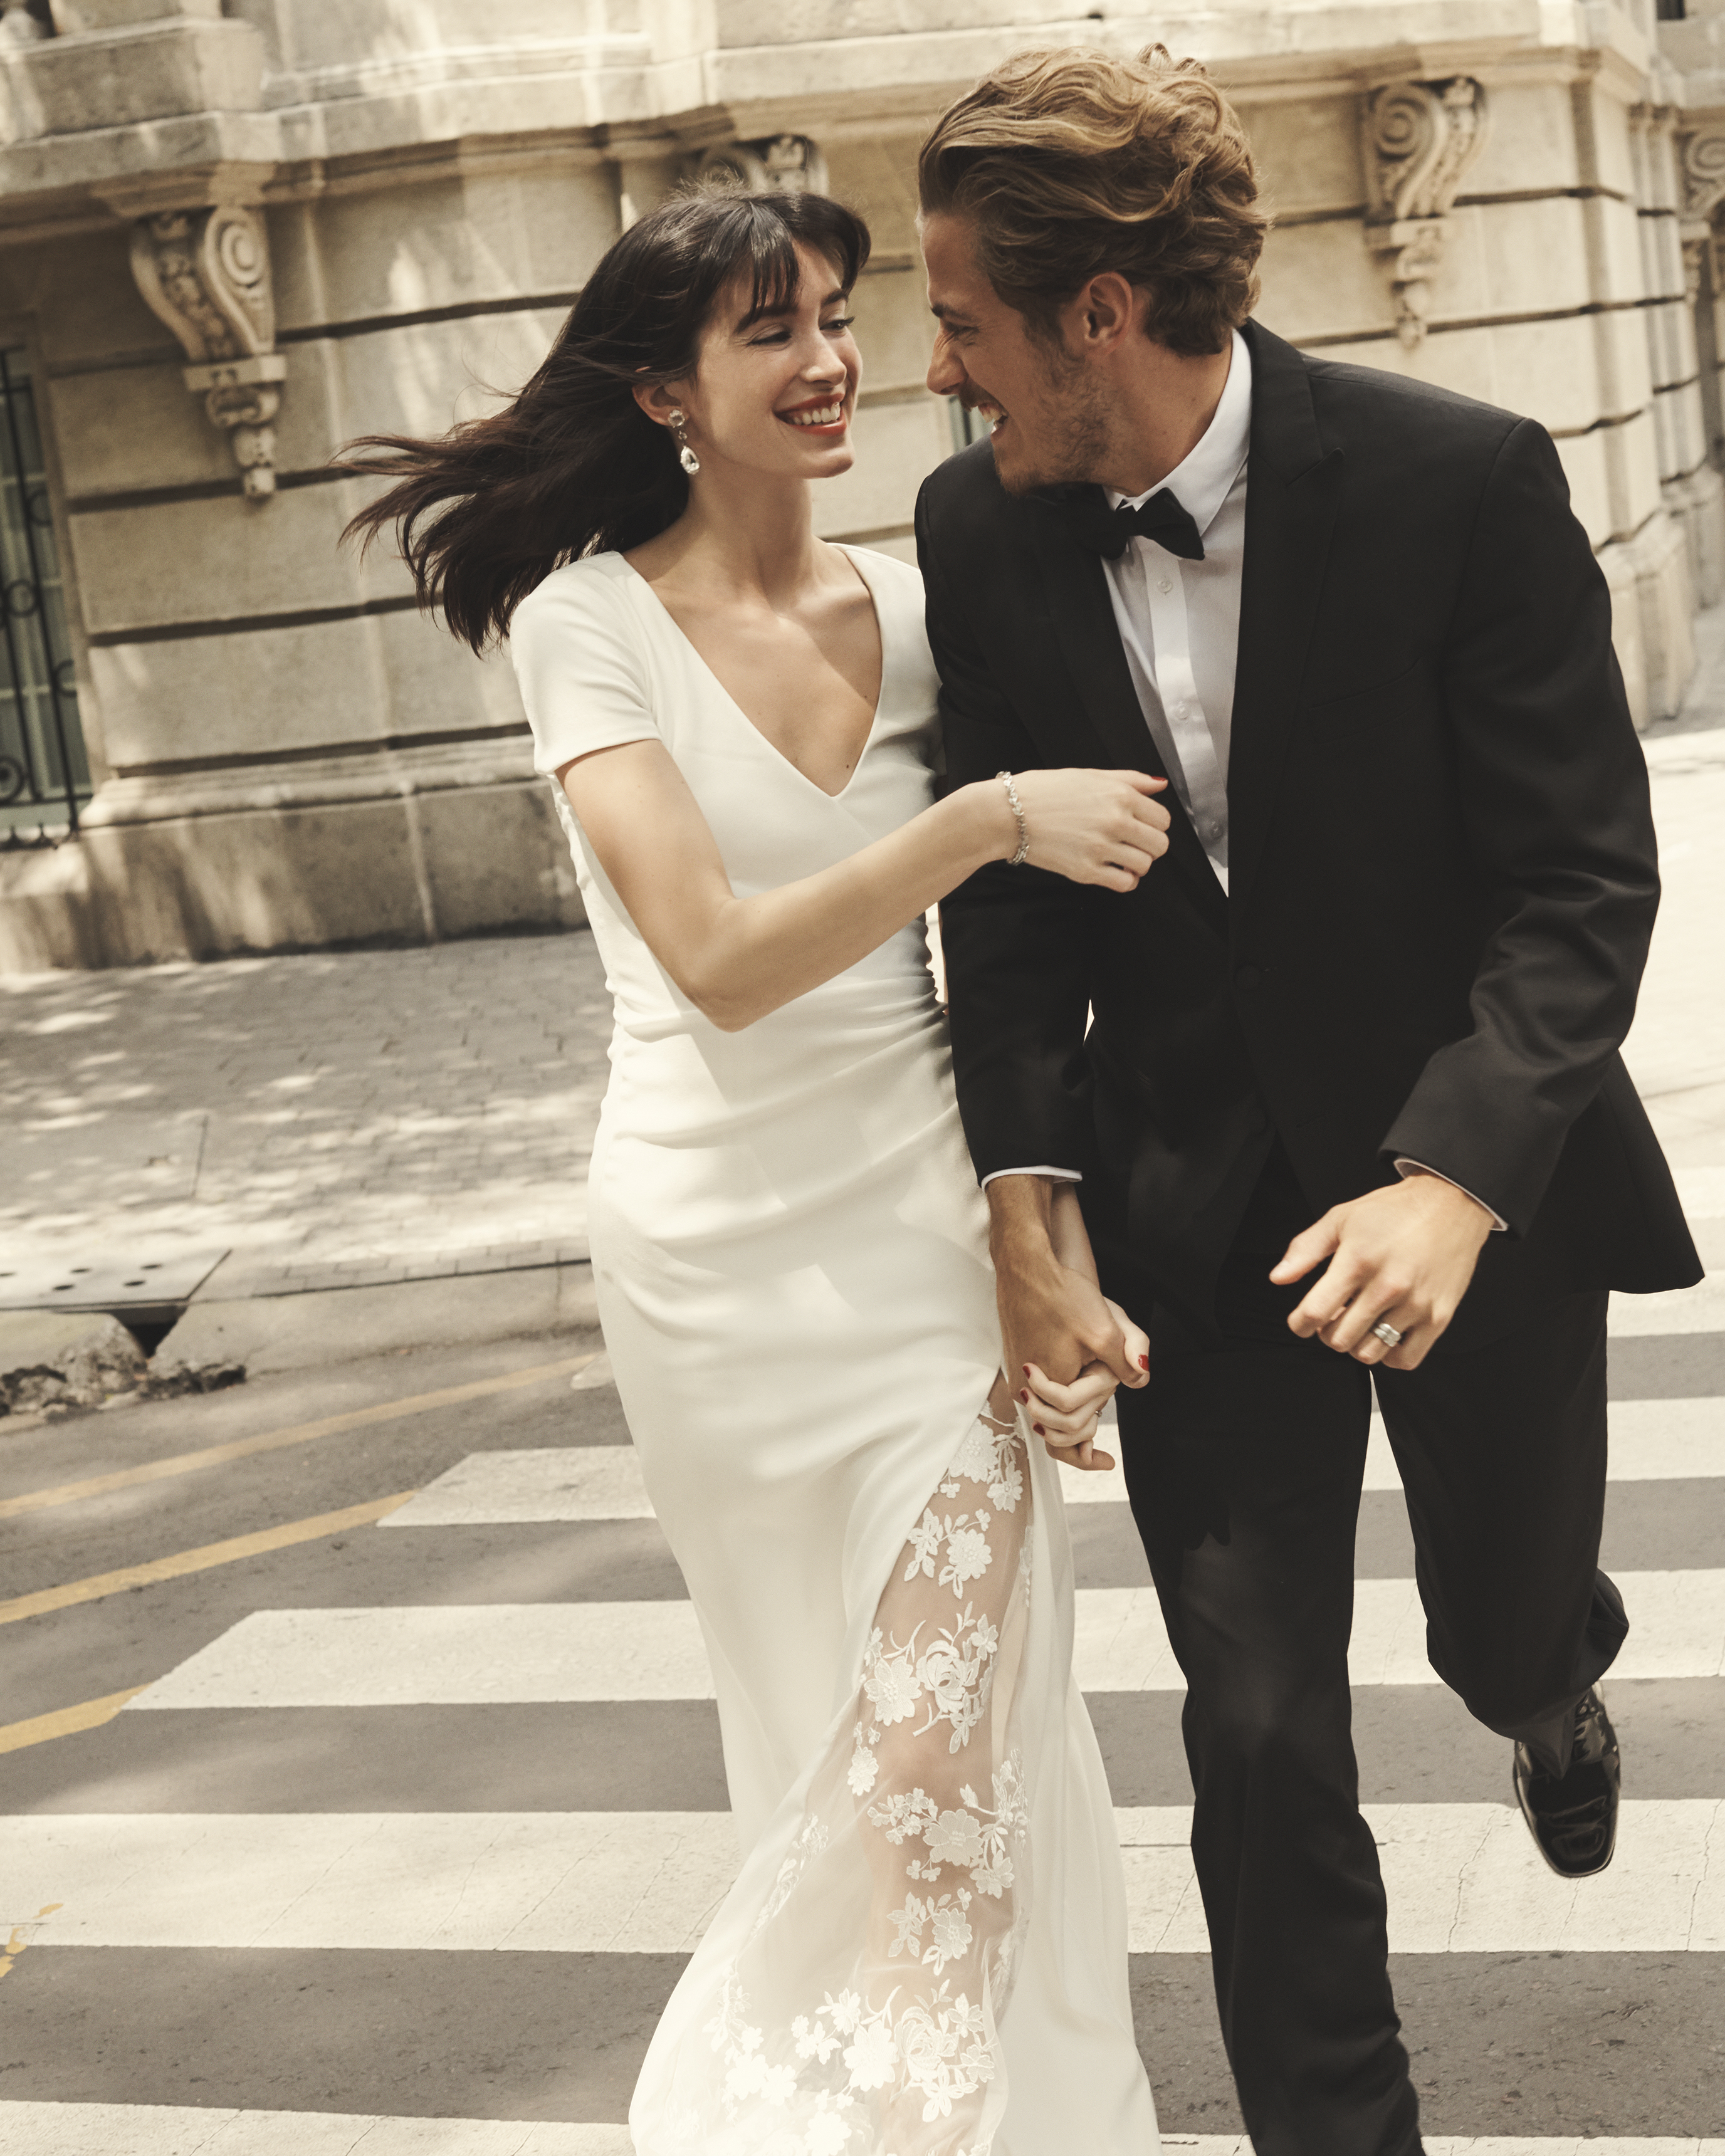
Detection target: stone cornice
<box><xmin>0</xmin><ymin>6</ymin><xmax>1672</xmax><ymax>224</ymax></box>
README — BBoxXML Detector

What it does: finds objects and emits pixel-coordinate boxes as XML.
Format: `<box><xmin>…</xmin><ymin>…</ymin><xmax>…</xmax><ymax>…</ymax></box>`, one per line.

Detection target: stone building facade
<box><xmin>0</xmin><ymin>0</ymin><xmax>1721</xmax><ymax>967</ymax></box>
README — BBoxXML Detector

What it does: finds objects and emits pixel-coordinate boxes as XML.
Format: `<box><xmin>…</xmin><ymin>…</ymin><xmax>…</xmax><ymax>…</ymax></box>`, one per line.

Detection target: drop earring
<box><xmin>669</xmin><ymin>408</ymin><xmax>700</xmax><ymax>476</ymax></box>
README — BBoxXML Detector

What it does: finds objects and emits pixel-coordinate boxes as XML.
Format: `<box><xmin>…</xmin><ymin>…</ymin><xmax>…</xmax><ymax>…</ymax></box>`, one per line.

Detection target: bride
<box><xmin>343</xmin><ymin>185</ymin><xmax>1166</xmax><ymax>2156</ymax></box>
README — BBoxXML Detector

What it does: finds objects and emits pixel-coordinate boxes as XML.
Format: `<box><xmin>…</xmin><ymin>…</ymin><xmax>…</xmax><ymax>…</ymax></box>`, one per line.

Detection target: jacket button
<box><xmin>1235</xmin><ymin>963</ymin><xmax>1264</xmax><ymax>991</ymax></box>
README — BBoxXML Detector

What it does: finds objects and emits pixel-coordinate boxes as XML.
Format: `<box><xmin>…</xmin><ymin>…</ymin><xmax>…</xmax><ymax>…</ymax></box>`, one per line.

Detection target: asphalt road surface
<box><xmin>1</xmin><ymin>1299</ymin><xmax>1721</xmax><ymax>2155</ymax></box>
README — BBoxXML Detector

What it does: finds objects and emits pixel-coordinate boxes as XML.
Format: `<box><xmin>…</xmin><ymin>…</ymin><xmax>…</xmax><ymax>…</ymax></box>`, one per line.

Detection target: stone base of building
<box><xmin>0</xmin><ymin>775</ymin><xmax>583</xmax><ymax>973</ymax></box>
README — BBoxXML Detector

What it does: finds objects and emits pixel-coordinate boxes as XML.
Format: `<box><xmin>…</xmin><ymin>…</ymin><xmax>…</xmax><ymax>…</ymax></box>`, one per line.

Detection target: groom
<box><xmin>915</xmin><ymin>42</ymin><xmax>1701</xmax><ymax>2156</ymax></box>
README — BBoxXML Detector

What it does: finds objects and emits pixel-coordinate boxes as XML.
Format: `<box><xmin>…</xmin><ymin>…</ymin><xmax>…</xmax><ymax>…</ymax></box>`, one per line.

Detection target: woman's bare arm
<box><xmin>560</xmin><ymin>739</ymin><xmax>1167</xmax><ymax>1032</ymax></box>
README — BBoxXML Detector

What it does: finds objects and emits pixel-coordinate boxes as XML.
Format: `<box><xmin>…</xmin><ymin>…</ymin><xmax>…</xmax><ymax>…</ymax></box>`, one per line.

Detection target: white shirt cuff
<box><xmin>980</xmin><ymin>1166</ymin><xmax>1083</xmax><ymax>1188</ymax></box>
<box><xmin>1393</xmin><ymin>1158</ymin><xmax>1507</xmax><ymax>1232</ymax></box>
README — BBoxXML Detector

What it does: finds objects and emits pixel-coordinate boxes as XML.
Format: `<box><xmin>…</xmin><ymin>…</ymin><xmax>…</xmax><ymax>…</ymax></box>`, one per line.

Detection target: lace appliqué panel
<box><xmin>681</xmin><ymin>1415</ymin><xmax>1033</xmax><ymax>2155</ymax></box>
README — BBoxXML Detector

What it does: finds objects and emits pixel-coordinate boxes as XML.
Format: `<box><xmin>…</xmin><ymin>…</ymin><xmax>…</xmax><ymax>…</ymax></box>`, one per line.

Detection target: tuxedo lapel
<box><xmin>1020</xmin><ymin>496</ymin><xmax>1228</xmax><ymax>923</ymax></box>
<box><xmin>1227</xmin><ymin>322</ymin><xmax>1345</xmax><ymax>916</ymax></box>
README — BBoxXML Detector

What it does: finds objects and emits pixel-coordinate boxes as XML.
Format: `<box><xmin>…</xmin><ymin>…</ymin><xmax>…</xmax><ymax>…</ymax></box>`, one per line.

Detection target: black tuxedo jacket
<box><xmin>916</xmin><ymin>318</ymin><xmax>1701</xmax><ymax>1348</ymax></box>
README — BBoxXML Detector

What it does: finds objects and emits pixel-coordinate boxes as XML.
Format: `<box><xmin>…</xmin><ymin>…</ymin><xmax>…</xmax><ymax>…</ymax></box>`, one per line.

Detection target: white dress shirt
<box><xmin>983</xmin><ymin>332</ymin><xmax>1503</xmax><ymax>1229</ymax></box>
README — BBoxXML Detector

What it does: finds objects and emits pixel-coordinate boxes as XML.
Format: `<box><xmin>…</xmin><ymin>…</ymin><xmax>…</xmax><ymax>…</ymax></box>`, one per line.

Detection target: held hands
<box><xmin>989</xmin><ymin>1179</ymin><xmax>1150</xmax><ymax>1472</ymax></box>
<box><xmin>1271</xmin><ymin>1170</ymin><xmax>1494</xmax><ymax>1370</ymax></box>
<box><xmin>992</xmin><ymin>770</ymin><xmax>1171</xmax><ymax>892</ymax></box>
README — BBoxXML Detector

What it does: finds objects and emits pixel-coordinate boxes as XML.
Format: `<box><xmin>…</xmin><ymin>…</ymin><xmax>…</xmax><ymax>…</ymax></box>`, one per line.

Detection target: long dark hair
<box><xmin>338</xmin><ymin>188</ymin><xmax>872</xmax><ymax>653</ymax></box>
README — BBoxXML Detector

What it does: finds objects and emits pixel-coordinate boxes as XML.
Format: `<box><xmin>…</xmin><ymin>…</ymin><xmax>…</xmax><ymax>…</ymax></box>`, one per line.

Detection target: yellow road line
<box><xmin>0</xmin><ymin>1352</ymin><xmax>596</xmax><ymax>1522</ymax></box>
<box><xmin>0</xmin><ymin>1686</ymin><xmax>149</xmax><ymax>1756</ymax></box>
<box><xmin>0</xmin><ymin>1491</ymin><xmax>415</xmax><ymax>1627</ymax></box>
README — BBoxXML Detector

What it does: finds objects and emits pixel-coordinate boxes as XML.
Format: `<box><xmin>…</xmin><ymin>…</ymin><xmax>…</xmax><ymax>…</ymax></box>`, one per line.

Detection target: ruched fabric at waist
<box><xmin>599</xmin><ymin>971</ymin><xmax>951</xmax><ymax>1149</ymax></box>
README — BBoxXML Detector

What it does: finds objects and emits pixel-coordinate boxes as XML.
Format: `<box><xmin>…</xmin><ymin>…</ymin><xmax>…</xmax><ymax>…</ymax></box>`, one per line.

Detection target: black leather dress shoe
<box><xmin>1513</xmin><ymin>1686</ymin><xmax>1620</xmax><ymax>1878</ymax></box>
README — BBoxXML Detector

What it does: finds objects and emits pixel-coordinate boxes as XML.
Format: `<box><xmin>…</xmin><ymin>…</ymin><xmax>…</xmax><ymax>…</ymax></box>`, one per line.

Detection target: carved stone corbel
<box><xmin>129</xmin><ymin>202</ymin><xmax>286</xmax><ymax>500</ymax></box>
<box><xmin>1362</xmin><ymin>78</ymin><xmax>1489</xmax><ymax>349</ymax></box>
<box><xmin>695</xmin><ymin>135</ymin><xmax>830</xmax><ymax>197</ymax></box>
<box><xmin>1679</xmin><ymin>125</ymin><xmax>1725</xmax><ymax>224</ymax></box>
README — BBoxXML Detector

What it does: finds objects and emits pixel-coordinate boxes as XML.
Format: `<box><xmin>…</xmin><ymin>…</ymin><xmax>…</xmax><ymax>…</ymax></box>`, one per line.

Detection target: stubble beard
<box><xmin>993</xmin><ymin>342</ymin><xmax>1111</xmax><ymax>498</ymax></box>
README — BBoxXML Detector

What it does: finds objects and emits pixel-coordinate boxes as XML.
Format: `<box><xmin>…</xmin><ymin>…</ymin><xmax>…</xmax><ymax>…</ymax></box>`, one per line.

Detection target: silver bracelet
<box><xmin>997</xmin><ymin>770</ymin><xmax>1030</xmax><ymax>866</ymax></box>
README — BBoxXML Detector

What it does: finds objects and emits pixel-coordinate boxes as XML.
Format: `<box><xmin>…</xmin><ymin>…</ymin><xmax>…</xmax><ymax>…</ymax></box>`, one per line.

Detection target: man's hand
<box><xmin>1270</xmin><ymin>1170</ymin><xmax>1494</xmax><ymax>1370</ymax></box>
<box><xmin>988</xmin><ymin>1175</ymin><xmax>1148</xmax><ymax>1470</ymax></box>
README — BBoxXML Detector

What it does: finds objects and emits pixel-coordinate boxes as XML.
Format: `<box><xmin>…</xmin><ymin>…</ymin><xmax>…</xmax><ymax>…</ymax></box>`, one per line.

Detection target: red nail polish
<box><xmin>1138</xmin><ymin>1354</ymin><xmax>1150</xmax><ymax>1369</ymax></box>
<box><xmin>1033</xmin><ymin>1423</ymin><xmax>1046</xmax><ymax>1435</ymax></box>
<box><xmin>1019</xmin><ymin>1389</ymin><xmax>1029</xmax><ymax>1403</ymax></box>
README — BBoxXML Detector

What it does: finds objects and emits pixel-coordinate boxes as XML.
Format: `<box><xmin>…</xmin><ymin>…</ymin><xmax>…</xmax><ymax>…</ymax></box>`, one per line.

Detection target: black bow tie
<box><xmin>1060</xmin><ymin>486</ymin><xmax>1205</xmax><ymax>563</ymax></box>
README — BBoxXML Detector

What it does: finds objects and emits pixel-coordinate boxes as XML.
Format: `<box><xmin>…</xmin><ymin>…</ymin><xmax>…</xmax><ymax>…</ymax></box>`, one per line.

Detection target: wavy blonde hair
<box><xmin>918</xmin><ymin>44</ymin><xmax>1267</xmax><ymax>357</ymax></box>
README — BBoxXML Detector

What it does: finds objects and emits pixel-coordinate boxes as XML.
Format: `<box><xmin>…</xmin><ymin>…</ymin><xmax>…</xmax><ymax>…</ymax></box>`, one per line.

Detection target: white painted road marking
<box><xmin>0</xmin><ymin>2105</ymin><xmax>634</xmax><ymax>2153</ymax></box>
<box><xmin>3</xmin><ymin>2119</ymin><xmax>1716</xmax><ymax>2156</ymax></box>
<box><xmin>3</xmin><ymin>1803</ymin><xmax>1719</xmax><ymax>1958</ymax></box>
<box><xmin>383</xmin><ymin>1396</ymin><xmax>1725</xmax><ymax>1528</ymax></box>
<box><xmin>124</xmin><ymin>1571</ymin><xmax>1725</xmax><ymax>1711</ymax></box>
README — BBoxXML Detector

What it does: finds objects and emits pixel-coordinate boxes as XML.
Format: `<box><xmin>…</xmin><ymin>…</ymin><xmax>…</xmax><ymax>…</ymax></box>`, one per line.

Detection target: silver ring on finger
<box><xmin>1371</xmin><ymin>1319</ymin><xmax>1403</xmax><ymax>1349</ymax></box>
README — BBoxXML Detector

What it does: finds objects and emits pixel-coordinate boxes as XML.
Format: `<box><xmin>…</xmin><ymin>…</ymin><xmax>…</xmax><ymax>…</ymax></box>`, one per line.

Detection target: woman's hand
<box><xmin>1020</xmin><ymin>1296</ymin><xmax>1148</xmax><ymax>1473</ymax></box>
<box><xmin>994</xmin><ymin>768</ymin><xmax>1172</xmax><ymax>891</ymax></box>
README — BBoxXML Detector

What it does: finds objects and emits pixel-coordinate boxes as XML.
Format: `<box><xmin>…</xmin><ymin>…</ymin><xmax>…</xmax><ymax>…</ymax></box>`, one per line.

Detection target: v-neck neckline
<box><xmin>620</xmin><ymin>545</ymin><xmax>887</xmax><ymax>803</ymax></box>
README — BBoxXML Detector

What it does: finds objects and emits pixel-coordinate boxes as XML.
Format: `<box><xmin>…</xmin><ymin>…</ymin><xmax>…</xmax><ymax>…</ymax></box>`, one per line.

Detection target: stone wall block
<box><xmin>1572</xmin><ymin>79</ymin><xmax>1639</xmax><ymax>202</ymax></box>
<box><xmin>851</xmin><ymin>272</ymin><xmax>943</xmax><ymax>399</ymax></box>
<box><xmin>1594</xmin><ymin>402</ymin><xmax>1666</xmax><ymax>543</ymax></box>
<box><xmin>1241</xmin><ymin>94</ymin><xmax>1368</xmax><ymax>220</ymax></box>
<box><xmin>1257</xmin><ymin>219</ymin><xmax>1393</xmax><ymax>343</ymax></box>
<box><xmin>74</xmin><ymin>797</ymin><xmax>431</xmax><ymax>963</ymax></box>
<box><xmin>8</xmin><ymin>19</ymin><xmax>263</xmax><ymax>135</ymax></box>
<box><xmin>1597</xmin><ymin>539</ymin><xmax>1652</xmax><ymax>730</ymax></box>
<box><xmin>1460</xmin><ymin>81</ymin><xmax>1583</xmax><ymax>195</ymax></box>
<box><xmin>1664</xmin><ymin>459</ymin><xmax>1725</xmax><ymax>609</ymax></box>
<box><xmin>1628</xmin><ymin>508</ymin><xmax>1697</xmax><ymax>721</ymax></box>
<box><xmin>70</xmin><ymin>479</ymin><xmax>411</xmax><ymax>638</ymax></box>
<box><xmin>1652</xmin><ymin>374</ymin><xmax>1707</xmax><ymax>481</ymax></box>
<box><xmin>1586</xmin><ymin>191</ymin><xmax>1656</xmax><ymax>308</ymax></box>
<box><xmin>414</xmin><ymin>780</ymin><xmax>583</xmax><ymax>941</ymax></box>
<box><xmin>321</xmin><ymin>307</ymin><xmax>568</xmax><ymax>446</ymax></box>
<box><xmin>371</xmin><ymin>607</ymin><xmax>525</xmax><ymax>742</ymax></box>
<box><xmin>1583</xmin><ymin>298</ymin><xmax>1658</xmax><ymax>432</ymax></box>
<box><xmin>271</xmin><ymin>167</ymin><xmax>617</xmax><ymax>338</ymax></box>
<box><xmin>54</xmin><ymin>3</ymin><xmax>224</xmax><ymax>28</ymax></box>
<box><xmin>87</xmin><ymin>613</ymin><xmax>389</xmax><ymax>767</ymax></box>
<box><xmin>1553</xmin><ymin>427</ymin><xmax>1618</xmax><ymax>553</ymax></box>
<box><xmin>1467</xmin><ymin>195</ymin><xmax>1597</xmax><ymax>320</ymax></box>
<box><xmin>50</xmin><ymin>338</ymin><xmax>337</xmax><ymax>499</ymax></box>
<box><xmin>812</xmin><ymin>396</ymin><xmax>948</xmax><ymax>542</ymax></box>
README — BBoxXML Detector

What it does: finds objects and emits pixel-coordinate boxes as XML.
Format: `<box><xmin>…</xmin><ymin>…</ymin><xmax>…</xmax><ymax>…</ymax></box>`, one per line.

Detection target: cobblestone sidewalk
<box><xmin>3</xmin><ymin>932</ymin><xmax>610</xmax><ymax>1301</ymax></box>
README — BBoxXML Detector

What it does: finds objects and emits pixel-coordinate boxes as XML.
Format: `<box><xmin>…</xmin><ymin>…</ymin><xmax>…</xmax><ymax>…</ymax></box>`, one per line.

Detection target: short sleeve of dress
<box><xmin>508</xmin><ymin>558</ymin><xmax>659</xmax><ymax>778</ymax></box>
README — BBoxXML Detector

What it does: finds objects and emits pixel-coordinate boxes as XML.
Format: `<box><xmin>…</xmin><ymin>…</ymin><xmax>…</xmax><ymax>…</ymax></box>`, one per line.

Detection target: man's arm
<box><xmin>1382</xmin><ymin>416</ymin><xmax>1660</xmax><ymax>1222</ymax></box>
<box><xmin>916</xmin><ymin>478</ymin><xmax>1146</xmax><ymax>1396</ymax></box>
<box><xmin>1278</xmin><ymin>418</ymin><xmax>1659</xmax><ymax>1369</ymax></box>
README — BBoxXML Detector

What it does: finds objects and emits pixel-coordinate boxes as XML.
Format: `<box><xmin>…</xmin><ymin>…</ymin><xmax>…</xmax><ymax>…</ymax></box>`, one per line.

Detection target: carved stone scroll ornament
<box><xmin>1680</xmin><ymin>127</ymin><xmax>1725</xmax><ymax>224</ymax></box>
<box><xmin>695</xmin><ymin>135</ymin><xmax>830</xmax><ymax>197</ymax></box>
<box><xmin>1363</xmin><ymin>78</ymin><xmax>1489</xmax><ymax>349</ymax></box>
<box><xmin>129</xmin><ymin>204</ymin><xmax>286</xmax><ymax>500</ymax></box>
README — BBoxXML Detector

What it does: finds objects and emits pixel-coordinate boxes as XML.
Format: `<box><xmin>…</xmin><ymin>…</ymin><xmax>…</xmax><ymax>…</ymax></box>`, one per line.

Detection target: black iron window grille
<box><xmin>0</xmin><ymin>347</ymin><xmax>88</xmax><ymax>846</ymax></box>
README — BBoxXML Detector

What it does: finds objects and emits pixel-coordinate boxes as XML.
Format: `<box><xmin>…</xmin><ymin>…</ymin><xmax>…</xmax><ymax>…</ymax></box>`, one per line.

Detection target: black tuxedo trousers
<box><xmin>1116</xmin><ymin>1146</ymin><xmax>1622</xmax><ymax>2156</ymax></box>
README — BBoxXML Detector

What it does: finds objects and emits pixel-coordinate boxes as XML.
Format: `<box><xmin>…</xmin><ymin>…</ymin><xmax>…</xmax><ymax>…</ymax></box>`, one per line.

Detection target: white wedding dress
<box><xmin>511</xmin><ymin>545</ymin><xmax>1158</xmax><ymax>2156</ymax></box>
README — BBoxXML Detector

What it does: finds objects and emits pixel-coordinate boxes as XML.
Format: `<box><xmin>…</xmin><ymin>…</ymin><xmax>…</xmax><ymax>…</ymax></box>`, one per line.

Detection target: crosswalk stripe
<box><xmin>0</xmin><ymin>1358</ymin><xmax>597</xmax><ymax>1524</ymax></box>
<box><xmin>0</xmin><ymin>2107</ymin><xmax>632</xmax><ymax>2153</ymax></box>
<box><xmin>384</xmin><ymin>1398</ymin><xmax>1725</xmax><ymax>1526</ymax></box>
<box><xmin>4</xmin><ymin>2116</ymin><xmax>1711</xmax><ymax>2156</ymax></box>
<box><xmin>123</xmin><ymin>1571</ymin><xmax>1725</xmax><ymax>1710</ymax></box>
<box><xmin>3</xmin><ymin>1802</ymin><xmax>1718</xmax><ymax>1957</ymax></box>
<box><xmin>0</xmin><ymin>1495</ymin><xmax>417</xmax><ymax>1626</ymax></box>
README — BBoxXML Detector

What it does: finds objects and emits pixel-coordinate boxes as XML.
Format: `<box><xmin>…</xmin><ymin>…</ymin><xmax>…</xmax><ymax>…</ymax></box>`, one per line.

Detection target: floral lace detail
<box><xmin>685</xmin><ymin>1412</ymin><xmax>1034</xmax><ymax>2155</ymax></box>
